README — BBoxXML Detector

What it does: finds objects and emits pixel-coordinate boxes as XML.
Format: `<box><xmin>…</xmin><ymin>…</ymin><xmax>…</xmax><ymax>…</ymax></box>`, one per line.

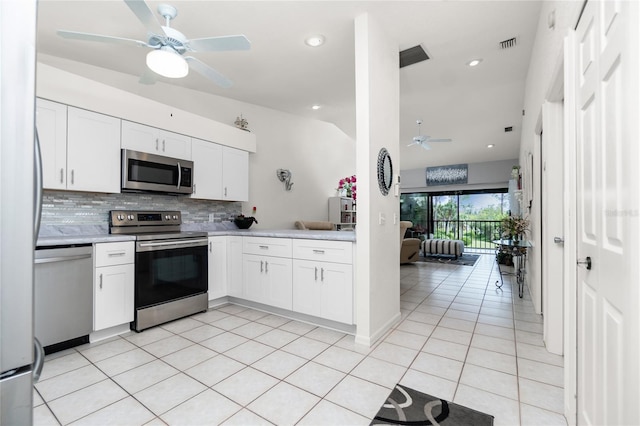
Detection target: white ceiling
<box><xmin>36</xmin><ymin>0</ymin><xmax>542</xmax><ymax>171</ymax></box>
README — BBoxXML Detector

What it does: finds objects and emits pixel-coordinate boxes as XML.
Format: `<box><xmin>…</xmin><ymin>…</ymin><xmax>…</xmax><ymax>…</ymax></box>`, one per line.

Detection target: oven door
<box><xmin>135</xmin><ymin>238</ymin><xmax>208</xmax><ymax>309</ymax></box>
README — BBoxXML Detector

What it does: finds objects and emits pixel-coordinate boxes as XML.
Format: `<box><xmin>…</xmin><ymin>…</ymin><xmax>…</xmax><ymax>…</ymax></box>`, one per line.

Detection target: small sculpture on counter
<box><xmin>234</xmin><ymin>115</ymin><xmax>249</xmax><ymax>131</ymax></box>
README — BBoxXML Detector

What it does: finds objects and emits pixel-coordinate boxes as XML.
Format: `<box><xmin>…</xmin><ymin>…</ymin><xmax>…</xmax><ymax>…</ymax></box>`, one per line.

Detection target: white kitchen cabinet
<box><xmin>292</xmin><ymin>259</ymin><xmax>353</xmax><ymax>324</ymax></box>
<box><xmin>222</xmin><ymin>146</ymin><xmax>249</xmax><ymax>201</ymax></box>
<box><xmin>36</xmin><ymin>98</ymin><xmax>68</xmax><ymax>190</ymax></box>
<box><xmin>191</xmin><ymin>138</ymin><xmax>223</xmax><ymax>200</ymax></box>
<box><xmin>242</xmin><ymin>237</ymin><xmax>292</xmax><ymax>310</ymax></box>
<box><xmin>208</xmin><ymin>236</ymin><xmax>227</xmax><ymax>300</ymax></box>
<box><xmin>227</xmin><ymin>236</ymin><xmax>243</xmax><ymax>297</ymax></box>
<box><xmin>66</xmin><ymin>107</ymin><xmax>121</xmax><ymax>193</ymax></box>
<box><xmin>121</xmin><ymin>120</ymin><xmax>192</xmax><ymax>160</ymax></box>
<box><xmin>93</xmin><ymin>242</ymin><xmax>134</xmax><ymax>331</ymax></box>
<box><xmin>292</xmin><ymin>239</ymin><xmax>354</xmax><ymax>324</ymax></box>
<box><xmin>191</xmin><ymin>140</ymin><xmax>248</xmax><ymax>202</ymax></box>
<box><xmin>242</xmin><ymin>254</ymin><xmax>292</xmax><ymax>310</ymax></box>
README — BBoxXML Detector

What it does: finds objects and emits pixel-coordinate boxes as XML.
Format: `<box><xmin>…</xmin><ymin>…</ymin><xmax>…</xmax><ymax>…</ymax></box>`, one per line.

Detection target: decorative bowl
<box><xmin>234</xmin><ymin>216</ymin><xmax>258</xmax><ymax>229</ymax></box>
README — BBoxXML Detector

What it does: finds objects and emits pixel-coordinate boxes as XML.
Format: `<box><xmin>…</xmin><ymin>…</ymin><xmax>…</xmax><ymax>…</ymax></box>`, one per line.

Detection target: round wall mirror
<box><xmin>377</xmin><ymin>148</ymin><xmax>393</xmax><ymax>196</ymax></box>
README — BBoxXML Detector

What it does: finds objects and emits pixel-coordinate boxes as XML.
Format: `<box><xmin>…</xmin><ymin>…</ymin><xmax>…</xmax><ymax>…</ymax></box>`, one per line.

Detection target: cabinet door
<box><xmin>319</xmin><ymin>262</ymin><xmax>353</xmax><ymax>324</ymax></box>
<box><xmin>208</xmin><ymin>236</ymin><xmax>227</xmax><ymax>300</ymax></box>
<box><xmin>158</xmin><ymin>129</ymin><xmax>191</xmax><ymax>160</ymax></box>
<box><xmin>227</xmin><ymin>236</ymin><xmax>243</xmax><ymax>297</ymax></box>
<box><xmin>242</xmin><ymin>254</ymin><xmax>264</xmax><ymax>303</ymax></box>
<box><xmin>191</xmin><ymin>138</ymin><xmax>223</xmax><ymax>200</ymax></box>
<box><xmin>292</xmin><ymin>259</ymin><xmax>322</xmax><ymax>317</ymax></box>
<box><xmin>262</xmin><ymin>257</ymin><xmax>292</xmax><ymax>310</ymax></box>
<box><xmin>36</xmin><ymin>99</ymin><xmax>67</xmax><ymax>190</ymax></box>
<box><xmin>94</xmin><ymin>263</ymin><xmax>134</xmax><ymax>331</ymax></box>
<box><xmin>222</xmin><ymin>147</ymin><xmax>248</xmax><ymax>201</ymax></box>
<box><xmin>121</xmin><ymin>120</ymin><xmax>159</xmax><ymax>154</ymax></box>
<box><xmin>67</xmin><ymin>107</ymin><xmax>121</xmax><ymax>193</ymax></box>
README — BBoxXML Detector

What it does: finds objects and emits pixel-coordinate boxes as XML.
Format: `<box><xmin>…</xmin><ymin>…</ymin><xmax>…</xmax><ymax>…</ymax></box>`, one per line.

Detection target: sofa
<box><xmin>400</xmin><ymin>221</ymin><xmax>421</xmax><ymax>264</ymax></box>
<box><xmin>422</xmin><ymin>238</ymin><xmax>464</xmax><ymax>259</ymax></box>
<box><xmin>294</xmin><ymin>220</ymin><xmax>335</xmax><ymax>231</ymax></box>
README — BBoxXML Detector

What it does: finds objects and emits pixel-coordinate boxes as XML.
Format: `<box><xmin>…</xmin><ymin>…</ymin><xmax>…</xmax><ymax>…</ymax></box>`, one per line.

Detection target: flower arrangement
<box><xmin>501</xmin><ymin>215</ymin><xmax>529</xmax><ymax>241</ymax></box>
<box><xmin>337</xmin><ymin>175</ymin><xmax>357</xmax><ymax>200</ymax></box>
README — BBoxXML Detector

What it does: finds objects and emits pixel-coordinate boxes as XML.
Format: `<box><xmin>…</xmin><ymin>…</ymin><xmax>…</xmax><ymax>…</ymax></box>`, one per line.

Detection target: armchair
<box><xmin>400</xmin><ymin>221</ymin><xmax>421</xmax><ymax>264</ymax></box>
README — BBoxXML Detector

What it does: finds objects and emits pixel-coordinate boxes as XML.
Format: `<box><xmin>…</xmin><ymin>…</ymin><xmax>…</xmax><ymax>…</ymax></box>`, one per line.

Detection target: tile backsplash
<box><xmin>41</xmin><ymin>190</ymin><xmax>241</xmax><ymax>226</ymax></box>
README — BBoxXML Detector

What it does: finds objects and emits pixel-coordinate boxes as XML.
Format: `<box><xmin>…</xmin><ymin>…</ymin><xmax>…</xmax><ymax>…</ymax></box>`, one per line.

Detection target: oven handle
<box><xmin>137</xmin><ymin>238</ymin><xmax>208</xmax><ymax>252</ymax></box>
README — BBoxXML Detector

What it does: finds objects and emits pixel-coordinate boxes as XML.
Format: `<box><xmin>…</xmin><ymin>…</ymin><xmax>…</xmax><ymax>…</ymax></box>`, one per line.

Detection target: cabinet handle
<box><xmin>224</xmin><ymin>187</ymin><xmax>228</xmax><ymax>197</ymax></box>
<box><xmin>209</xmin><ymin>241</ymin><xmax>212</xmax><ymax>252</ymax></box>
<box><xmin>71</xmin><ymin>169</ymin><xmax>74</xmax><ymax>185</ymax></box>
<box><xmin>260</xmin><ymin>260</ymin><xmax>263</xmax><ymax>273</ymax></box>
<box><xmin>313</xmin><ymin>249</ymin><xmax>325</xmax><ymax>254</ymax></box>
<box><xmin>162</xmin><ymin>140</ymin><xmax>166</xmax><ymax>152</ymax></box>
<box><xmin>60</xmin><ymin>168</ymin><xmax>64</xmax><ymax>183</ymax></box>
<box><xmin>259</xmin><ymin>245</ymin><xmax>269</xmax><ymax>250</ymax></box>
<box><xmin>107</xmin><ymin>251</ymin><xmax>126</xmax><ymax>257</ymax></box>
<box><xmin>99</xmin><ymin>273</ymin><xmax>103</xmax><ymax>289</ymax></box>
<box><xmin>321</xmin><ymin>268</ymin><xmax>324</xmax><ymax>282</ymax></box>
<box><xmin>314</xmin><ymin>266</ymin><xmax>318</xmax><ymax>281</ymax></box>
<box><xmin>193</xmin><ymin>183</ymin><xmax>196</xmax><ymax>194</ymax></box>
<box><xmin>156</xmin><ymin>138</ymin><xmax>159</xmax><ymax>150</ymax></box>
<box><xmin>265</xmin><ymin>261</ymin><xmax>268</xmax><ymax>273</ymax></box>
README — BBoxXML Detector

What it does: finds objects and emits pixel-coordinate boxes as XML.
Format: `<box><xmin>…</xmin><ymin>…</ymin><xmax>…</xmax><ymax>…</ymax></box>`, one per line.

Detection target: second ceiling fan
<box><xmin>57</xmin><ymin>0</ymin><xmax>250</xmax><ymax>88</ymax></box>
<box><xmin>407</xmin><ymin>119</ymin><xmax>452</xmax><ymax>150</ymax></box>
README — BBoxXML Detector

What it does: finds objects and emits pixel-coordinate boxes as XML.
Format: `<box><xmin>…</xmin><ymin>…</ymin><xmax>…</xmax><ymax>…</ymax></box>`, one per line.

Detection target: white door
<box><xmin>222</xmin><ymin>146</ymin><xmax>249</xmax><ymax>201</ymax></box>
<box><xmin>191</xmin><ymin>138</ymin><xmax>223</xmax><ymax>200</ymax></box>
<box><xmin>319</xmin><ymin>262</ymin><xmax>353</xmax><ymax>324</ymax></box>
<box><xmin>94</xmin><ymin>264</ymin><xmax>134</xmax><ymax>331</ymax></box>
<box><xmin>292</xmin><ymin>259</ymin><xmax>322</xmax><ymax>317</ymax></box>
<box><xmin>574</xmin><ymin>2</ymin><xmax>640</xmax><ymax>425</ymax></box>
<box><xmin>157</xmin><ymin>129</ymin><xmax>191</xmax><ymax>160</ymax></box>
<box><xmin>227</xmin><ymin>237</ymin><xmax>243</xmax><ymax>297</ymax></box>
<box><xmin>35</xmin><ymin>99</ymin><xmax>67</xmax><ymax>190</ymax></box>
<box><xmin>262</xmin><ymin>257</ymin><xmax>292</xmax><ymax>310</ymax></box>
<box><xmin>208</xmin><ymin>236</ymin><xmax>227</xmax><ymax>301</ymax></box>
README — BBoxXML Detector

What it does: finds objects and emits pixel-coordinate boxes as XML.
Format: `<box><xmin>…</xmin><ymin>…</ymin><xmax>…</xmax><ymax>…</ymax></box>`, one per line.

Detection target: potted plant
<box><xmin>501</xmin><ymin>215</ymin><xmax>529</xmax><ymax>242</ymax></box>
<box><xmin>234</xmin><ymin>206</ymin><xmax>258</xmax><ymax>229</ymax></box>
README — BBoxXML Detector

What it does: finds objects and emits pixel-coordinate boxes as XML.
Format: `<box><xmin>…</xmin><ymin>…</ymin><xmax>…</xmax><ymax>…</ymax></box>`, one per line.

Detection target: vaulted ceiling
<box><xmin>36</xmin><ymin>1</ymin><xmax>541</xmax><ymax>170</ymax></box>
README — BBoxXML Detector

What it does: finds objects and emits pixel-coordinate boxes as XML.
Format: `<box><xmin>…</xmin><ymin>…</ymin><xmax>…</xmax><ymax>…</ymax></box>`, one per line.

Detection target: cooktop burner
<box><xmin>109</xmin><ymin>210</ymin><xmax>207</xmax><ymax>239</ymax></box>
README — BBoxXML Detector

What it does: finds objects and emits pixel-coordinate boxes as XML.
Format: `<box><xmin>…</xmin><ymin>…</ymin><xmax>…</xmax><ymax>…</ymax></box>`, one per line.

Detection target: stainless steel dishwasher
<box><xmin>34</xmin><ymin>245</ymin><xmax>93</xmax><ymax>353</ymax></box>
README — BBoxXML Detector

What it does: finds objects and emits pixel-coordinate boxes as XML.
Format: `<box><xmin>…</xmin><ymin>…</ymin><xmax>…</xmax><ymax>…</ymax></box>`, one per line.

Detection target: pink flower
<box><xmin>351</xmin><ymin>175</ymin><xmax>356</xmax><ymax>183</ymax></box>
<box><xmin>345</xmin><ymin>177</ymin><xmax>351</xmax><ymax>184</ymax></box>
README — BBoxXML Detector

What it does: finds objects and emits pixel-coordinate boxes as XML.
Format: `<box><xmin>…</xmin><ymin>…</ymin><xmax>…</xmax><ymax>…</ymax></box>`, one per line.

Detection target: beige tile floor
<box><xmin>33</xmin><ymin>255</ymin><xmax>567</xmax><ymax>426</ymax></box>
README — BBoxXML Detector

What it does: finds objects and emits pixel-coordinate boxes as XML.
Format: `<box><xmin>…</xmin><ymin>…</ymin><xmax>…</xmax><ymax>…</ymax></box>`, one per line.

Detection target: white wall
<box><xmin>36</xmin><ymin>59</ymin><xmax>355</xmax><ymax>229</ymax></box>
<box><xmin>519</xmin><ymin>1</ymin><xmax>583</xmax><ymax>312</ymax></box>
<box><xmin>354</xmin><ymin>13</ymin><xmax>401</xmax><ymax>346</ymax></box>
<box><xmin>400</xmin><ymin>159</ymin><xmax>517</xmax><ymax>193</ymax></box>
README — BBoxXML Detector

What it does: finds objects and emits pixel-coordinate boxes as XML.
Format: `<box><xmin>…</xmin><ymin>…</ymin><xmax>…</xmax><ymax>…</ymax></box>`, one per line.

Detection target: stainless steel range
<box><xmin>110</xmin><ymin>210</ymin><xmax>208</xmax><ymax>331</ymax></box>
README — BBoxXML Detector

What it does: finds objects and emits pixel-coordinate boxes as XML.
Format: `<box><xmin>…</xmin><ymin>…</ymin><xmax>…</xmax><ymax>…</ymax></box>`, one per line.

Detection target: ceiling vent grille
<box><xmin>400</xmin><ymin>45</ymin><xmax>430</xmax><ymax>68</ymax></box>
<box><xmin>499</xmin><ymin>37</ymin><xmax>517</xmax><ymax>49</ymax></box>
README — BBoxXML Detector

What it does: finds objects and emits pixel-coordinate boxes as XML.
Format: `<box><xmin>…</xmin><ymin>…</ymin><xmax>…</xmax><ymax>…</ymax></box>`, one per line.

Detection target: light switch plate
<box><xmin>379</xmin><ymin>212</ymin><xmax>386</xmax><ymax>225</ymax></box>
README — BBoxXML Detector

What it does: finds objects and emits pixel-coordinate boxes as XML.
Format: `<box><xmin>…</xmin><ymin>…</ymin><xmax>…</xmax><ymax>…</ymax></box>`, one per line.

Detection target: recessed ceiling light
<box><xmin>311</xmin><ymin>104</ymin><xmax>322</xmax><ymax>110</ymax></box>
<box><xmin>487</xmin><ymin>144</ymin><xmax>495</xmax><ymax>148</ymax></box>
<box><xmin>467</xmin><ymin>58</ymin><xmax>483</xmax><ymax>67</ymax></box>
<box><xmin>305</xmin><ymin>35</ymin><xmax>325</xmax><ymax>47</ymax></box>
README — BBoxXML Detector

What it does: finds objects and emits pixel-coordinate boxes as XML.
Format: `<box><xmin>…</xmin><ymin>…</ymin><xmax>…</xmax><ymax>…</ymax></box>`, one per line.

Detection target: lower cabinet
<box><xmin>227</xmin><ymin>236</ymin><xmax>244</xmax><ymax>297</ymax></box>
<box><xmin>242</xmin><ymin>254</ymin><xmax>292</xmax><ymax>310</ymax></box>
<box><xmin>292</xmin><ymin>260</ymin><xmax>353</xmax><ymax>324</ymax></box>
<box><xmin>208</xmin><ymin>236</ymin><xmax>227</xmax><ymax>300</ymax></box>
<box><xmin>93</xmin><ymin>242</ymin><xmax>134</xmax><ymax>331</ymax></box>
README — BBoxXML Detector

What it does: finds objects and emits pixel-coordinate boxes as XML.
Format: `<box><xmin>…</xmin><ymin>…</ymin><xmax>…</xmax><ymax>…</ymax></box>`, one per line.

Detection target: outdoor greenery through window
<box><xmin>400</xmin><ymin>190</ymin><xmax>510</xmax><ymax>251</ymax></box>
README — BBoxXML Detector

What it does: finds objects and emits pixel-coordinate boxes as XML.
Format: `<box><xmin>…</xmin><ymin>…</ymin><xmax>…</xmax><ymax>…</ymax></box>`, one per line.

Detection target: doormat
<box><xmin>371</xmin><ymin>384</ymin><xmax>494</xmax><ymax>425</ymax></box>
<box><xmin>418</xmin><ymin>253</ymin><xmax>479</xmax><ymax>267</ymax></box>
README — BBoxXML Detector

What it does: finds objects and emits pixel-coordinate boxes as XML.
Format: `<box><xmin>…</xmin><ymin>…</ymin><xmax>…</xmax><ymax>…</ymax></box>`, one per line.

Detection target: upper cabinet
<box><xmin>121</xmin><ymin>120</ymin><xmax>191</xmax><ymax>160</ymax></box>
<box><xmin>191</xmin><ymin>139</ymin><xmax>248</xmax><ymax>202</ymax></box>
<box><xmin>36</xmin><ymin>99</ymin><xmax>68</xmax><ymax>190</ymax></box>
<box><xmin>36</xmin><ymin>99</ymin><xmax>120</xmax><ymax>193</ymax></box>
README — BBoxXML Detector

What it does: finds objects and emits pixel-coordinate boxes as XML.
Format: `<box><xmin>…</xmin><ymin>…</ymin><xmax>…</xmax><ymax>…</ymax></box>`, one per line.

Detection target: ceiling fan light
<box><xmin>467</xmin><ymin>58</ymin><xmax>483</xmax><ymax>67</ymax></box>
<box><xmin>305</xmin><ymin>35</ymin><xmax>325</xmax><ymax>47</ymax></box>
<box><xmin>146</xmin><ymin>48</ymin><xmax>189</xmax><ymax>78</ymax></box>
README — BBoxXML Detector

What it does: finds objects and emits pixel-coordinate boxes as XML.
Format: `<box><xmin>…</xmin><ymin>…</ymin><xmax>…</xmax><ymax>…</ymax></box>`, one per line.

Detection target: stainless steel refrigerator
<box><xmin>0</xmin><ymin>1</ymin><xmax>43</xmax><ymax>424</ymax></box>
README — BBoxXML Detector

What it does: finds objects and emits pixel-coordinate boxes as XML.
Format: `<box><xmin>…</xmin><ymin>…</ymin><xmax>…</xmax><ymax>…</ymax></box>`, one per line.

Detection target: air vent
<box><xmin>505</xmin><ymin>126</ymin><xmax>513</xmax><ymax>132</ymax></box>
<box><xmin>499</xmin><ymin>37</ymin><xmax>517</xmax><ymax>49</ymax></box>
<box><xmin>400</xmin><ymin>45</ymin><xmax>430</xmax><ymax>68</ymax></box>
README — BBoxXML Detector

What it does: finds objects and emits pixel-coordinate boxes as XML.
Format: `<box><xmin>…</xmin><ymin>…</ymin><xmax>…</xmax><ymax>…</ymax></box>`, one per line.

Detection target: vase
<box><xmin>346</xmin><ymin>189</ymin><xmax>352</xmax><ymax>198</ymax></box>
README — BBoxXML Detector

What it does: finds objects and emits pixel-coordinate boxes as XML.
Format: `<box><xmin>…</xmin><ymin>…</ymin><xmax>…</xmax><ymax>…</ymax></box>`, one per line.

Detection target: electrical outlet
<box><xmin>208</xmin><ymin>213</ymin><xmax>215</xmax><ymax>222</ymax></box>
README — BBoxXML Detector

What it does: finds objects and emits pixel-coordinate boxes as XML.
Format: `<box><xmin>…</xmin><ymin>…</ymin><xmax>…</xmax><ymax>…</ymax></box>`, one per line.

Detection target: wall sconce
<box><xmin>276</xmin><ymin>169</ymin><xmax>293</xmax><ymax>191</ymax></box>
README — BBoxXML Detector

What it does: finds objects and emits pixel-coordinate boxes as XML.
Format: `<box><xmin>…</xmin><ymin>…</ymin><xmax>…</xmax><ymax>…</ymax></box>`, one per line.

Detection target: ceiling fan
<box><xmin>407</xmin><ymin>119</ymin><xmax>452</xmax><ymax>150</ymax></box>
<box><xmin>57</xmin><ymin>0</ymin><xmax>250</xmax><ymax>88</ymax></box>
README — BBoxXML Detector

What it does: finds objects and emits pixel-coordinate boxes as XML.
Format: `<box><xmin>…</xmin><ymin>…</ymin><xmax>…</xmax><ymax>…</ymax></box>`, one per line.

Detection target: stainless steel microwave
<box><xmin>121</xmin><ymin>149</ymin><xmax>194</xmax><ymax>195</ymax></box>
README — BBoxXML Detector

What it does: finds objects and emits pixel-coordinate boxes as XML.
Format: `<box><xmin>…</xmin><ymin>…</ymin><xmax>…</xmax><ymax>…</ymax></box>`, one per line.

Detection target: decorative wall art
<box><xmin>425</xmin><ymin>164</ymin><xmax>468</xmax><ymax>186</ymax></box>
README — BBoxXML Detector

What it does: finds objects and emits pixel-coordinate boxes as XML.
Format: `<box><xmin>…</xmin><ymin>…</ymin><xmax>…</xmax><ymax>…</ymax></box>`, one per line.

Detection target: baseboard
<box><xmin>90</xmin><ymin>323</ymin><xmax>130</xmax><ymax>343</ymax></box>
<box><xmin>208</xmin><ymin>296</ymin><xmax>230</xmax><ymax>309</ymax></box>
<box><xmin>354</xmin><ymin>310</ymin><xmax>401</xmax><ymax>347</ymax></box>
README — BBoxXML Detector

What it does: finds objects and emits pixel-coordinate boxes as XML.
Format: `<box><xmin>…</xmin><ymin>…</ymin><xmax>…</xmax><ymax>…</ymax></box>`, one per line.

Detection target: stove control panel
<box><xmin>109</xmin><ymin>210</ymin><xmax>182</xmax><ymax>227</ymax></box>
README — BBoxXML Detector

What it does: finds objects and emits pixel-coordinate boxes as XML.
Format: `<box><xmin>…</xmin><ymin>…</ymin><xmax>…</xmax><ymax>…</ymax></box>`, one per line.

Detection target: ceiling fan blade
<box><xmin>427</xmin><ymin>138</ymin><xmax>452</xmax><ymax>143</ymax></box>
<box><xmin>185</xmin><ymin>56</ymin><xmax>232</xmax><ymax>88</ymax></box>
<box><xmin>124</xmin><ymin>0</ymin><xmax>165</xmax><ymax>36</ymax></box>
<box><xmin>421</xmin><ymin>143</ymin><xmax>432</xmax><ymax>151</ymax></box>
<box><xmin>138</xmin><ymin>68</ymin><xmax>157</xmax><ymax>85</ymax></box>
<box><xmin>188</xmin><ymin>35</ymin><xmax>251</xmax><ymax>52</ymax></box>
<box><xmin>57</xmin><ymin>30</ymin><xmax>148</xmax><ymax>48</ymax></box>
<box><xmin>407</xmin><ymin>141</ymin><xmax>420</xmax><ymax>147</ymax></box>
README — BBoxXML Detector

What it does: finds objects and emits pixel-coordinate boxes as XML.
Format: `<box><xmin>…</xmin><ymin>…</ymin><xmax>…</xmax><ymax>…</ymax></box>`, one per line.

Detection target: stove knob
<box><xmin>117</xmin><ymin>214</ymin><xmax>124</xmax><ymax>221</ymax></box>
<box><xmin>127</xmin><ymin>215</ymin><xmax>134</xmax><ymax>220</ymax></box>
<box><xmin>172</xmin><ymin>215</ymin><xmax>178</xmax><ymax>220</ymax></box>
<box><xmin>165</xmin><ymin>215</ymin><xmax>170</xmax><ymax>220</ymax></box>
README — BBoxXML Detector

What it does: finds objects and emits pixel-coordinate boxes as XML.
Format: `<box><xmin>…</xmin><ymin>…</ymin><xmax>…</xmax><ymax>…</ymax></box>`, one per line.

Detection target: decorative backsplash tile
<box><xmin>41</xmin><ymin>190</ymin><xmax>242</xmax><ymax>226</ymax></box>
